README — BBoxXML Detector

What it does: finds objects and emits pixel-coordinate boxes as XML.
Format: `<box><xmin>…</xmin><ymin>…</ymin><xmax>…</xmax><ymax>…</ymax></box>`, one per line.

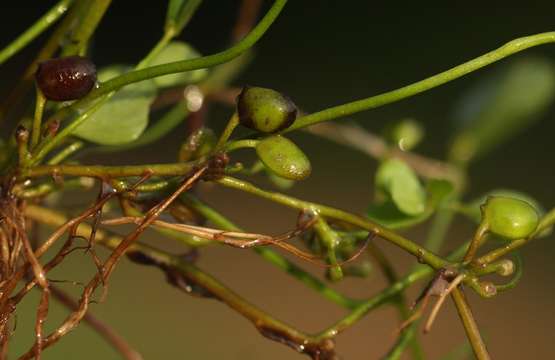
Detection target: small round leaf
<box><xmin>73</xmin><ymin>65</ymin><xmax>157</xmax><ymax>145</ymax></box>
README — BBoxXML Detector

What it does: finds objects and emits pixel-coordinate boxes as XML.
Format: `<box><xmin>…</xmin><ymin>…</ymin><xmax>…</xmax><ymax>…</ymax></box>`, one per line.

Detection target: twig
<box><xmin>306</xmin><ymin>122</ymin><xmax>464</xmax><ymax>188</ymax></box>
<box><xmin>451</xmin><ymin>288</ymin><xmax>491</xmax><ymax>360</ymax></box>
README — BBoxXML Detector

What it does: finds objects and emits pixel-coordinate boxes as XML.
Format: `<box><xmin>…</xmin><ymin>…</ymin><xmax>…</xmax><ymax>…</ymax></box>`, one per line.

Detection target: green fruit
<box><xmin>237</xmin><ymin>86</ymin><xmax>297</xmax><ymax>133</ymax></box>
<box><xmin>255</xmin><ymin>135</ymin><xmax>311</xmax><ymax>180</ymax></box>
<box><xmin>482</xmin><ymin>196</ymin><xmax>539</xmax><ymax>240</ymax></box>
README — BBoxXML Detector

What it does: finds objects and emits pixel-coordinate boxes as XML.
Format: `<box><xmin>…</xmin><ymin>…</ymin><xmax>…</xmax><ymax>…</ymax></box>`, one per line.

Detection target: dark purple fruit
<box><xmin>35</xmin><ymin>56</ymin><xmax>97</xmax><ymax>101</ymax></box>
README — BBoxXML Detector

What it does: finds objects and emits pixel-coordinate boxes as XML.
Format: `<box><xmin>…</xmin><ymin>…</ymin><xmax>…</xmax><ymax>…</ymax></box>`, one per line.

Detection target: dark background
<box><xmin>2</xmin><ymin>1</ymin><xmax>555</xmax><ymax>359</ymax></box>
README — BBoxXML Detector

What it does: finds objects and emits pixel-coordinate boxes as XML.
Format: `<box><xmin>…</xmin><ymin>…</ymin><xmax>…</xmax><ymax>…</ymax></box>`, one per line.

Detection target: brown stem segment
<box><xmin>451</xmin><ymin>287</ymin><xmax>491</xmax><ymax>360</ymax></box>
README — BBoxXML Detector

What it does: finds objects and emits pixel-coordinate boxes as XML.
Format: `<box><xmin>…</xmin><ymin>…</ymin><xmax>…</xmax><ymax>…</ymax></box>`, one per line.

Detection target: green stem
<box><xmin>285</xmin><ymin>32</ymin><xmax>555</xmax><ymax>132</ymax></box>
<box><xmin>368</xmin><ymin>243</ymin><xmax>424</xmax><ymax>360</ymax></box>
<box><xmin>225</xmin><ymin>139</ymin><xmax>259</xmax><ymax>152</ymax></box>
<box><xmin>451</xmin><ymin>288</ymin><xmax>491</xmax><ymax>360</ymax></box>
<box><xmin>383</xmin><ymin>326</ymin><xmax>418</xmax><ymax>360</ymax></box>
<box><xmin>21</xmin><ymin>161</ymin><xmax>198</xmax><ymax>179</ymax></box>
<box><xmin>215</xmin><ymin>112</ymin><xmax>240</xmax><ymax>150</ymax></box>
<box><xmin>165</xmin><ymin>0</ymin><xmax>204</xmax><ymax>35</ymax></box>
<box><xmin>391</xmin><ymin>200</ymin><xmax>458</xmax><ymax>359</ymax></box>
<box><xmin>216</xmin><ymin>176</ymin><xmax>448</xmax><ymax>270</ymax></box>
<box><xmin>31</xmin><ymin>88</ymin><xmax>46</xmax><ymax>150</ymax></box>
<box><xmin>315</xmin><ymin>241</ymin><xmax>468</xmax><ymax>341</ymax></box>
<box><xmin>137</xmin><ymin>30</ymin><xmax>175</xmax><ymax>69</ymax></box>
<box><xmin>78</xmin><ymin>0</ymin><xmax>287</xmax><ymax>103</ymax></box>
<box><xmin>47</xmin><ymin>141</ymin><xmax>84</xmax><ymax>165</ymax></box>
<box><xmin>463</xmin><ymin>222</ymin><xmax>489</xmax><ymax>263</ymax></box>
<box><xmin>316</xmin><ymin>266</ymin><xmax>431</xmax><ymax>340</ymax></box>
<box><xmin>60</xmin><ymin>0</ymin><xmax>112</xmax><ymax>56</ymax></box>
<box><xmin>313</xmin><ymin>217</ymin><xmax>343</xmax><ymax>281</ymax></box>
<box><xmin>31</xmin><ymin>0</ymin><xmax>287</xmax><ymax>165</ymax></box>
<box><xmin>180</xmin><ymin>194</ymin><xmax>361</xmax><ymax>309</ymax></box>
<box><xmin>0</xmin><ymin>0</ymin><xmax>73</xmax><ymax>65</ymax></box>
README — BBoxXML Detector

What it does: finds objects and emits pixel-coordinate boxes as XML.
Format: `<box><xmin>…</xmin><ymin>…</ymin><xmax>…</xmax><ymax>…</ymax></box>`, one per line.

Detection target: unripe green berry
<box><xmin>255</xmin><ymin>135</ymin><xmax>311</xmax><ymax>180</ymax></box>
<box><xmin>482</xmin><ymin>196</ymin><xmax>539</xmax><ymax>240</ymax></box>
<box><xmin>237</xmin><ymin>86</ymin><xmax>297</xmax><ymax>133</ymax></box>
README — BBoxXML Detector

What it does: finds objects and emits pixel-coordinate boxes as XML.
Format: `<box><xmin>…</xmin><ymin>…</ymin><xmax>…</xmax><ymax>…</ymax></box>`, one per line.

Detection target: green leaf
<box><xmin>165</xmin><ymin>0</ymin><xmax>203</xmax><ymax>35</ymax></box>
<box><xmin>73</xmin><ymin>66</ymin><xmax>157</xmax><ymax>145</ymax></box>
<box><xmin>367</xmin><ymin>179</ymin><xmax>453</xmax><ymax>229</ymax></box>
<box><xmin>459</xmin><ymin>189</ymin><xmax>552</xmax><ymax>238</ymax></box>
<box><xmin>450</xmin><ymin>56</ymin><xmax>555</xmax><ymax>162</ymax></box>
<box><xmin>150</xmin><ymin>41</ymin><xmax>208</xmax><ymax>88</ymax></box>
<box><xmin>375</xmin><ymin>158</ymin><xmax>426</xmax><ymax>216</ymax></box>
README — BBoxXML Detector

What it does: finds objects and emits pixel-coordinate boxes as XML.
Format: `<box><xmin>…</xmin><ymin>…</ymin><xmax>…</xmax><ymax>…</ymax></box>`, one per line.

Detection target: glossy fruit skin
<box><xmin>35</xmin><ymin>56</ymin><xmax>97</xmax><ymax>101</ymax></box>
<box><xmin>237</xmin><ymin>86</ymin><xmax>297</xmax><ymax>133</ymax></box>
<box><xmin>255</xmin><ymin>135</ymin><xmax>311</xmax><ymax>180</ymax></box>
<box><xmin>483</xmin><ymin>196</ymin><xmax>539</xmax><ymax>240</ymax></box>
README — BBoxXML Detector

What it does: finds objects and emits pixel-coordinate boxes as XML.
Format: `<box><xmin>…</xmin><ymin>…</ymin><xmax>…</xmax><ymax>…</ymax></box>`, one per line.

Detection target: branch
<box><xmin>216</xmin><ymin>176</ymin><xmax>448</xmax><ymax>270</ymax></box>
<box><xmin>286</xmin><ymin>32</ymin><xmax>555</xmax><ymax>131</ymax></box>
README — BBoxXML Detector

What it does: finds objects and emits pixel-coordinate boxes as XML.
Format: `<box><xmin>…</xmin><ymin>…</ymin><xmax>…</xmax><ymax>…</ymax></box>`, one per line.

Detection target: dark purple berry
<box><xmin>35</xmin><ymin>56</ymin><xmax>97</xmax><ymax>101</ymax></box>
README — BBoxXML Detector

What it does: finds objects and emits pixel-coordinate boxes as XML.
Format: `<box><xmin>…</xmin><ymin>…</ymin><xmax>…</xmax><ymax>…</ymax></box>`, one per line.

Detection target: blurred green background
<box><xmin>2</xmin><ymin>1</ymin><xmax>555</xmax><ymax>359</ymax></box>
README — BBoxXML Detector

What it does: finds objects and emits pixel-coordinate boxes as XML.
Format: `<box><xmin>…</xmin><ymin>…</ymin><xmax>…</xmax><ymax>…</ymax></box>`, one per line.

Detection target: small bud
<box><xmin>480</xmin><ymin>281</ymin><xmax>497</xmax><ymax>298</ymax></box>
<box><xmin>15</xmin><ymin>125</ymin><xmax>29</xmax><ymax>143</ymax></box>
<box><xmin>237</xmin><ymin>86</ymin><xmax>297</xmax><ymax>133</ymax></box>
<box><xmin>496</xmin><ymin>259</ymin><xmax>515</xmax><ymax>276</ymax></box>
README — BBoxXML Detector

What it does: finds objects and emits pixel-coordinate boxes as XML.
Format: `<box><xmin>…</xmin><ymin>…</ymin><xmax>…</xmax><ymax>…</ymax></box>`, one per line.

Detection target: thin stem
<box><xmin>216</xmin><ymin>176</ymin><xmax>448</xmax><ymax>270</ymax></box>
<box><xmin>136</xmin><ymin>30</ymin><xmax>175</xmax><ymax>69</ymax></box>
<box><xmin>80</xmin><ymin>0</ymin><xmax>287</xmax><ymax>103</ymax></box>
<box><xmin>451</xmin><ymin>288</ymin><xmax>491</xmax><ymax>360</ymax></box>
<box><xmin>60</xmin><ymin>0</ymin><xmax>112</xmax><ymax>56</ymax></box>
<box><xmin>315</xmin><ymin>241</ymin><xmax>469</xmax><ymax>341</ymax></box>
<box><xmin>180</xmin><ymin>194</ymin><xmax>362</xmax><ymax>309</ymax></box>
<box><xmin>47</xmin><ymin>141</ymin><xmax>84</xmax><ymax>165</ymax></box>
<box><xmin>31</xmin><ymin>88</ymin><xmax>46</xmax><ymax>150</ymax></box>
<box><xmin>368</xmin><ymin>243</ymin><xmax>424</xmax><ymax>360</ymax></box>
<box><xmin>463</xmin><ymin>222</ymin><xmax>489</xmax><ymax>263</ymax></box>
<box><xmin>0</xmin><ymin>0</ymin><xmax>73</xmax><ymax>65</ymax></box>
<box><xmin>21</xmin><ymin>161</ymin><xmax>199</xmax><ymax>179</ymax></box>
<box><xmin>285</xmin><ymin>32</ymin><xmax>555</xmax><ymax>132</ymax></box>
<box><xmin>225</xmin><ymin>139</ymin><xmax>259</xmax><ymax>152</ymax></box>
<box><xmin>215</xmin><ymin>113</ymin><xmax>240</xmax><ymax>150</ymax></box>
<box><xmin>31</xmin><ymin>0</ymin><xmax>287</xmax><ymax>165</ymax></box>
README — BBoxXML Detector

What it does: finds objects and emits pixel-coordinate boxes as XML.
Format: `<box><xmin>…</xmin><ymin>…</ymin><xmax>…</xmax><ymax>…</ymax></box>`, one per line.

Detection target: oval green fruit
<box><xmin>255</xmin><ymin>135</ymin><xmax>311</xmax><ymax>180</ymax></box>
<box><xmin>237</xmin><ymin>86</ymin><xmax>297</xmax><ymax>133</ymax></box>
<box><xmin>482</xmin><ymin>196</ymin><xmax>539</xmax><ymax>240</ymax></box>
